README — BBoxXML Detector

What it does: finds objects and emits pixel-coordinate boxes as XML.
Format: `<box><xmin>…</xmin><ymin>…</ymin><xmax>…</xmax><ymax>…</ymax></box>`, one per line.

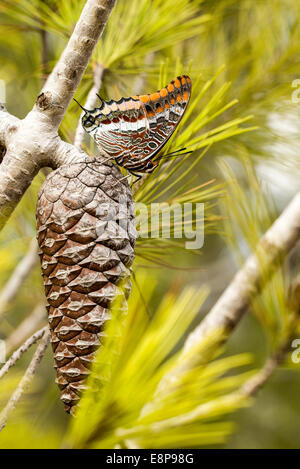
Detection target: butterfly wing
<box><xmin>83</xmin><ymin>75</ymin><xmax>192</xmax><ymax>173</ymax></box>
<box><xmin>91</xmin><ymin>97</ymin><xmax>151</xmax><ymax>167</ymax></box>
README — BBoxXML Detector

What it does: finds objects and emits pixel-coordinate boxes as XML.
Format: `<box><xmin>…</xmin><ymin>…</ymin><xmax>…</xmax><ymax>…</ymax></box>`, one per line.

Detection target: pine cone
<box><xmin>36</xmin><ymin>160</ymin><xmax>136</xmax><ymax>414</ymax></box>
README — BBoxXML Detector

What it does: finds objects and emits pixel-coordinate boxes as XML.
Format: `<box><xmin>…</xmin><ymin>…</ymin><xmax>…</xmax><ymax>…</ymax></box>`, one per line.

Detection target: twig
<box><xmin>0</xmin><ymin>238</ymin><xmax>39</xmax><ymax>320</ymax></box>
<box><xmin>74</xmin><ymin>62</ymin><xmax>105</xmax><ymax>149</ymax></box>
<box><xmin>5</xmin><ymin>304</ymin><xmax>46</xmax><ymax>355</ymax></box>
<box><xmin>240</xmin><ymin>339</ymin><xmax>291</xmax><ymax>397</ymax></box>
<box><xmin>40</xmin><ymin>28</ymin><xmax>49</xmax><ymax>83</ymax></box>
<box><xmin>184</xmin><ymin>191</ymin><xmax>300</xmax><ymax>351</ymax></box>
<box><xmin>0</xmin><ymin>328</ymin><xmax>50</xmax><ymax>432</ymax></box>
<box><xmin>241</xmin><ymin>275</ymin><xmax>300</xmax><ymax>397</ymax></box>
<box><xmin>0</xmin><ymin>326</ymin><xmax>48</xmax><ymax>380</ymax></box>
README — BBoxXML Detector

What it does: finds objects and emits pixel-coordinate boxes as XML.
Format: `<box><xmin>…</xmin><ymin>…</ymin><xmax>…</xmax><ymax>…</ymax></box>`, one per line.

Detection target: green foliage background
<box><xmin>0</xmin><ymin>0</ymin><xmax>299</xmax><ymax>448</ymax></box>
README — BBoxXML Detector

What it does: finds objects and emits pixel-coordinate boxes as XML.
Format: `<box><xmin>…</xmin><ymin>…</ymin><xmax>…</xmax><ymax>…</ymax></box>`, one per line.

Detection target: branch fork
<box><xmin>0</xmin><ymin>0</ymin><xmax>116</xmax><ymax>231</ymax></box>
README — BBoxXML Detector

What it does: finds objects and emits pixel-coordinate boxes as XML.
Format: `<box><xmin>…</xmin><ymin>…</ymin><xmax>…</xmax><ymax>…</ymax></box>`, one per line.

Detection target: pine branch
<box><xmin>241</xmin><ymin>275</ymin><xmax>300</xmax><ymax>397</ymax></box>
<box><xmin>0</xmin><ymin>325</ymin><xmax>48</xmax><ymax>380</ymax></box>
<box><xmin>36</xmin><ymin>0</ymin><xmax>115</xmax><ymax>129</ymax></box>
<box><xmin>40</xmin><ymin>28</ymin><xmax>49</xmax><ymax>83</ymax></box>
<box><xmin>0</xmin><ymin>327</ymin><xmax>50</xmax><ymax>431</ymax></box>
<box><xmin>240</xmin><ymin>339</ymin><xmax>291</xmax><ymax>397</ymax></box>
<box><xmin>74</xmin><ymin>62</ymin><xmax>105</xmax><ymax>149</ymax></box>
<box><xmin>0</xmin><ymin>239</ymin><xmax>39</xmax><ymax>321</ymax></box>
<box><xmin>5</xmin><ymin>304</ymin><xmax>46</xmax><ymax>355</ymax></box>
<box><xmin>0</xmin><ymin>0</ymin><xmax>116</xmax><ymax>232</ymax></box>
<box><xmin>184</xmin><ymin>192</ymin><xmax>300</xmax><ymax>350</ymax></box>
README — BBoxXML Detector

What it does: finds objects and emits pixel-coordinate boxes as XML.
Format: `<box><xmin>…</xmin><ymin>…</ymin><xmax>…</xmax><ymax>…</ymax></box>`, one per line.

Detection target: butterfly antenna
<box><xmin>73</xmin><ymin>98</ymin><xmax>88</xmax><ymax>113</ymax></box>
<box><xmin>165</xmin><ymin>151</ymin><xmax>193</xmax><ymax>159</ymax></box>
<box><xmin>154</xmin><ymin>147</ymin><xmax>190</xmax><ymax>160</ymax></box>
<box><xmin>155</xmin><ymin>149</ymin><xmax>193</xmax><ymax>162</ymax></box>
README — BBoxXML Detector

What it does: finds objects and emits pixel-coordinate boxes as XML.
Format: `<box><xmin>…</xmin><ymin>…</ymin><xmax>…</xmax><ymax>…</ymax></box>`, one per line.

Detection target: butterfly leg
<box><xmin>128</xmin><ymin>171</ymin><xmax>143</xmax><ymax>187</ymax></box>
<box><xmin>100</xmin><ymin>155</ymin><xmax>117</xmax><ymax>163</ymax></box>
<box><xmin>110</xmin><ymin>174</ymin><xmax>132</xmax><ymax>188</ymax></box>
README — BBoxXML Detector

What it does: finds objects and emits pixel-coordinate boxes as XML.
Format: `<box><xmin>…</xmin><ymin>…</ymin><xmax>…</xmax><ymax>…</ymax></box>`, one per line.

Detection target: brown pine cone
<box><xmin>36</xmin><ymin>160</ymin><xmax>136</xmax><ymax>414</ymax></box>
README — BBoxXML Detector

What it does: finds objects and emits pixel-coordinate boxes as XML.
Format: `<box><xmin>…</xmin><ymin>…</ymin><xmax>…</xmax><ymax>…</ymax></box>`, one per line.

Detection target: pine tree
<box><xmin>0</xmin><ymin>0</ymin><xmax>299</xmax><ymax>449</ymax></box>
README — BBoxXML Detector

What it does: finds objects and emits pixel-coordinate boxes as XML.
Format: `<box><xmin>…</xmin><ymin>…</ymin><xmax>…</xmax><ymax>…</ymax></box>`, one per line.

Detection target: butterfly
<box><xmin>75</xmin><ymin>75</ymin><xmax>192</xmax><ymax>182</ymax></box>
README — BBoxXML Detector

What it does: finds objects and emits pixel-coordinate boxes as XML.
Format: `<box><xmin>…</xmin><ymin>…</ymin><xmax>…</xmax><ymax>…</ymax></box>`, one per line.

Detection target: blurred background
<box><xmin>0</xmin><ymin>0</ymin><xmax>299</xmax><ymax>448</ymax></box>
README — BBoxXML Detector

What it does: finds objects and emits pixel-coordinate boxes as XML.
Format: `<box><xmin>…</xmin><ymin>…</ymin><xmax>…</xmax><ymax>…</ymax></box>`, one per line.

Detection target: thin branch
<box><xmin>5</xmin><ymin>304</ymin><xmax>46</xmax><ymax>355</ymax></box>
<box><xmin>35</xmin><ymin>0</ymin><xmax>116</xmax><ymax>129</ymax></box>
<box><xmin>0</xmin><ymin>326</ymin><xmax>48</xmax><ymax>380</ymax></box>
<box><xmin>184</xmin><ymin>191</ymin><xmax>300</xmax><ymax>351</ymax></box>
<box><xmin>74</xmin><ymin>62</ymin><xmax>105</xmax><ymax>149</ymax></box>
<box><xmin>240</xmin><ymin>339</ymin><xmax>291</xmax><ymax>397</ymax></box>
<box><xmin>40</xmin><ymin>28</ymin><xmax>49</xmax><ymax>83</ymax></box>
<box><xmin>0</xmin><ymin>238</ymin><xmax>39</xmax><ymax>320</ymax></box>
<box><xmin>0</xmin><ymin>328</ymin><xmax>50</xmax><ymax>432</ymax></box>
<box><xmin>240</xmin><ymin>275</ymin><xmax>300</xmax><ymax>396</ymax></box>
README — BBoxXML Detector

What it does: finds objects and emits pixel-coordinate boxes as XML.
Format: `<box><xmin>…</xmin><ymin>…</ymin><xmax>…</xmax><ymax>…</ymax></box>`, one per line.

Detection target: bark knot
<box><xmin>8</xmin><ymin>125</ymin><xmax>17</xmax><ymax>135</ymax></box>
<box><xmin>36</xmin><ymin>91</ymin><xmax>52</xmax><ymax>111</ymax></box>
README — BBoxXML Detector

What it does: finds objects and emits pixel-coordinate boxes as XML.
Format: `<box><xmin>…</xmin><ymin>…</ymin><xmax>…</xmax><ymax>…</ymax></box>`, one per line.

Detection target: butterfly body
<box><xmin>80</xmin><ymin>75</ymin><xmax>192</xmax><ymax>177</ymax></box>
